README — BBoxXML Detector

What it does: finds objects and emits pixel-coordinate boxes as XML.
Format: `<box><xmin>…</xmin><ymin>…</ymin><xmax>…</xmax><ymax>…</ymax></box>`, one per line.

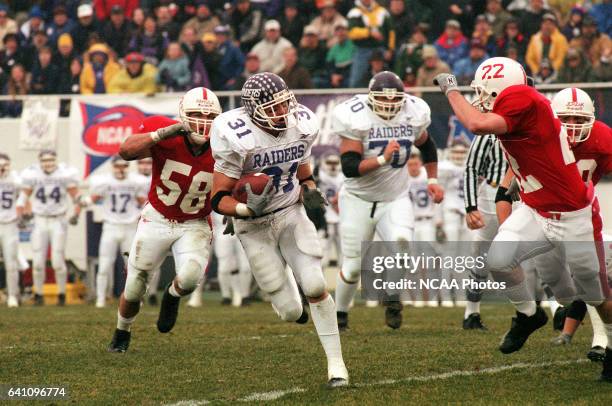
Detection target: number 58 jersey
<box><xmin>139</xmin><ymin>115</ymin><xmax>215</xmax><ymax>222</ymax></box>
<box><xmin>331</xmin><ymin>94</ymin><xmax>431</xmax><ymax>202</ymax></box>
<box><xmin>210</xmin><ymin>105</ymin><xmax>318</xmax><ymax>213</ymax></box>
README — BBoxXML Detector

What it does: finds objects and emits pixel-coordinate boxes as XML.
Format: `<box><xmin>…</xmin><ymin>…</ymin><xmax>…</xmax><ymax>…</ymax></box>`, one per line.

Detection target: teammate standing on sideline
<box><xmin>17</xmin><ymin>150</ymin><xmax>81</xmax><ymax>306</ymax></box>
<box><xmin>0</xmin><ymin>153</ymin><xmax>22</xmax><ymax>307</ymax></box>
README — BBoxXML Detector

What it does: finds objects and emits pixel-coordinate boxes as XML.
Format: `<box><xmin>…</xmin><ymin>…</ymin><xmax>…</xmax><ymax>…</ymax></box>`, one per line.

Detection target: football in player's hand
<box><xmin>232</xmin><ymin>173</ymin><xmax>271</xmax><ymax>203</ymax></box>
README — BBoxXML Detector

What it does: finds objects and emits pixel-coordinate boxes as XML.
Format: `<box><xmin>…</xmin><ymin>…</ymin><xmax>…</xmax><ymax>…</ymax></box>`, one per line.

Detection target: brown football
<box><xmin>232</xmin><ymin>172</ymin><xmax>271</xmax><ymax>203</ymax></box>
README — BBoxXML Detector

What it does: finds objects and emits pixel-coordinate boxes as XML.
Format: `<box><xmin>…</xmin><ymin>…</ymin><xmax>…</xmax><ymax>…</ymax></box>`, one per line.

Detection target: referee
<box><xmin>462</xmin><ymin>134</ymin><xmax>508</xmax><ymax>330</ymax></box>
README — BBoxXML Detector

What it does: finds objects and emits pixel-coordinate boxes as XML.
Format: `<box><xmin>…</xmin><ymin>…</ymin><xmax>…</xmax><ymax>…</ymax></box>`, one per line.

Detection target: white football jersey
<box><xmin>331</xmin><ymin>94</ymin><xmax>431</xmax><ymax>202</ymax></box>
<box><xmin>409</xmin><ymin>167</ymin><xmax>435</xmax><ymax>218</ymax></box>
<box><xmin>211</xmin><ymin>105</ymin><xmax>319</xmax><ymax>213</ymax></box>
<box><xmin>0</xmin><ymin>171</ymin><xmax>21</xmax><ymax>223</ymax></box>
<box><xmin>21</xmin><ymin>163</ymin><xmax>79</xmax><ymax>216</ymax></box>
<box><xmin>89</xmin><ymin>173</ymin><xmax>149</xmax><ymax>224</ymax></box>
<box><xmin>438</xmin><ymin>160</ymin><xmax>465</xmax><ymax>213</ymax></box>
<box><xmin>318</xmin><ymin>170</ymin><xmax>344</xmax><ymax>224</ymax></box>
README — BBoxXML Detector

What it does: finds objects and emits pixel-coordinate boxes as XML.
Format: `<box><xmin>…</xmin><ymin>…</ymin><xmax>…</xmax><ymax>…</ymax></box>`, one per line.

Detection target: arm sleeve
<box><xmin>492</xmin><ymin>89</ymin><xmax>534</xmax><ymax>135</ymax></box>
<box><xmin>210</xmin><ymin>121</ymin><xmax>244</xmax><ymax>180</ymax></box>
<box><xmin>330</xmin><ymin>104</ymin><xmax>361</xmax><ymax>142</ymax></box>
<box><xmin>463</xmin><ymin>135</ymin><xmax>488</xmax><ymax>210</ymax></box>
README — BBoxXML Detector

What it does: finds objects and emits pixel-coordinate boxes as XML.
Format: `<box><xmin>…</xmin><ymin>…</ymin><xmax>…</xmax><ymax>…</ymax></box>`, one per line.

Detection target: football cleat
<box><xmin>551</xmin><ymin>333</ymin><xmax>572</xmax><ymax>346</ymax></box>
<box><xmin>587</xmin><ymin>346</ymin><xmax>606</xmax><ymax>363</ymax></box>
<box><xmin>295</xmin><ymin>308</ymin><xmax>309</xmax><ymax>324</ymax></box>
<box><xmin>7</xmin><ymin>296</ymin><xmax>18</xmax><ymax>308</ymax></box>
<box><xmin>220</xmin><ymin>297</ymin><xmax>232</xmax><ymax>306</ymax></box>
<box><xmin>601</xmin><ymin>348</ymin><xmax>612</xmax><ymax>382</ymax></box>
<box><xmin>384</xmin><ymin>300</ymin><xmax>403</xmax><ymax>330</ymax></box>
<box><xmin>337</xmin><ymin>311</ymin><xmax>349</xmax><ymax>331</ymax></box>
<box><xmin>148</xmin><ymin>295</ymin><xmax>158</xmax><ymax>306</ymax></box>
<box><xmin>552</xmin><ymin>306</ymin><xmax>567</xmax><ymax>331</ymax></box>
<box><xmin>327</xmin><ymin>364</ymin><xmax>349</xmax><ymax>388</ymax></box>
<box><xmin>157</xmin><ymin>283</ymin><xmax>181</xmax><ymax>333</ymax></box>
<box><xmin>463</xmin><ymin>313</ymin><xmax>487</xmax><ymax>331</ymax></box>
<box><xmin>241</xmin><ymin>297</ymin><xmax>252</xmax><ymax>307</ymax></box>
<box><xmin>499</xmin><ymin>307</ymin><xmax>548</xmax><ymax>354</ymax></box>
<box><xmin>57</xmin><ymin>293</ymin><xmax>65</xmax><ymax>306</ymax></box>
<box><xmin>327</xmin><ymin>377</ymin><xmax>349</xmax><ymax>389</ymax></box>
<box><xmin>108</xmin><ymin>329</ymin><xmax>131</xmax><ymax>353</ymax></box>
<box><xmin>33</xmin><ymin>294</ymin><xmax>44</xmax><ymax>306</ymax></box>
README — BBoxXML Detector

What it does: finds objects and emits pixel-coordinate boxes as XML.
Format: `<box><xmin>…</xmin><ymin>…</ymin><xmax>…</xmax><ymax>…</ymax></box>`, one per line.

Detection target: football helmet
<box><xmin>241</xmin><ymin>72</ymin><xmax>298</xmax><ymax>131</ymax></box>
<box><xmin>39</xmin><ymin>150</ymin><xmax>58</xmax><ymax>174</ymax></box>
<box><xmin>111</xmin><ymin>155</ymin><xmax>129</xmax><ymax>180</ymax></box>
<box><xmin>448</xmin><ymin>143</ymin><xmax>468</xmax><ymax>166</ymax></box>
<box><xmin>0</xmin><ymin>153</ymin><xmax>10</xmax><ymax>178</ymax></box>
<box><xmin>321</xmin><ymin>153</ymin><xmax>341</xmax><ymax>177</ymax></box>
<box><xmin>367</xmin><ymin>71</ymin><xmax>405</xmax><ymax>120</ymax></box>
<box><xmin>471</xmin><ymin>57</ymin><xmax>527</xmax><ymax>111</ymax></box>
<box><xmin>179</xmin><ymin>87</ymin><xmax>222</xmax><ymax>145</ymax></box>
<box><xmin>138</xmin><ymin>157</ymin><xmax>153</xmax><ymax>177</ymax></box>
<box><xmin>551</xmin><ymin>87</ymin><xmax>595</xmax><ymax>144</ymax></box>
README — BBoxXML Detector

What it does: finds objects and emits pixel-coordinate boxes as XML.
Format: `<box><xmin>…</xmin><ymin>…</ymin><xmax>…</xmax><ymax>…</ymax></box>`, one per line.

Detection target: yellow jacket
<box><xmin>107</xmin><ymin>63</ymin><xmax>159</xmax><ymax>94</ymax></box>
<box><xmin>526</xmin><ymin>28</ymin><xmax>569</xmax><ymax>74</ymax></box>
<box><xmin>80</xmin><ymin>43</ymin><xmax>121</xmax><ymax>94</ymax></box>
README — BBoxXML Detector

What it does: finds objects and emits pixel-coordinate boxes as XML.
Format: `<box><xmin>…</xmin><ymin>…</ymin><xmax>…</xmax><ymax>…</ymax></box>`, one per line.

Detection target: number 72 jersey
<box><xmin>330</xmin><ymin>94</ymin><xmax>431</xmax><ymax>202</ymax></box>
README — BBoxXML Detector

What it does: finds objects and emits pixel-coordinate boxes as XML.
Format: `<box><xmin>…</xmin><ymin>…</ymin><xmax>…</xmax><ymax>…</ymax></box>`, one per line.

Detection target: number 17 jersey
<box><xmin>331</xmin><ymin>94</ymin><xmax>431</xmax><ymax>202</ymax></box>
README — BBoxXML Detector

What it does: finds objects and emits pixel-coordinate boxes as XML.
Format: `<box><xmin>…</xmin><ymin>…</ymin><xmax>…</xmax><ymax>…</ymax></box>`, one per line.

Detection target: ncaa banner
<box><xmin>19</xmin><ymin>97</ymin><xmax>60</xmax><ymax>150</ymax></box>
<box><xmin>69</xmin><ymin>96</ymin><xmax>178</xmax><ymax>178</ymax></box>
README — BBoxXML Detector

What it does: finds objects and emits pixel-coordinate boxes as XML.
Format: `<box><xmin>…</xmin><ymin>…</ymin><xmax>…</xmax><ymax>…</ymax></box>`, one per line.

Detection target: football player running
<box><xmin>82</xmin><ymin>156</ymin><xmax>148</xmax><ymax>308</ymax></box>
<box><xmin>107</xmin><ymin>87</ymin><xmax>220</xmax><ymax>353</ymax></box>
<box><xmin>17</xmin><ymin>150</ymin><xmax>81</xmax><ymax>306</ymax></box>
<box><xmin>0</xmin><ymin>153</ymin><xmax>22</xmax><ymax>307</ymax></box>
<box><xmin>317</xmin><ymin>153</ymin><xmax>344</xmax><ymax>268</ymax></box>
<box><xmin>332</xmin><ymin>71</ymin><xmax>444</xmax><ymax>330</ymax></box>
<box><xmin>434</xmin><ymin>58</ymin><xmax>612</xmax><ymax>381</ymax></box>
<box><xmin>210</xmin><ymin>72</ymin><xmax>349</xmax><ymax>388</ymax></box>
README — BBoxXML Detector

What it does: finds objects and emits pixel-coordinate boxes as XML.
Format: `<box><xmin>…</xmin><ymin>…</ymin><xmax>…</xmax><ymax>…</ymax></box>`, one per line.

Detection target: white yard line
<box><xmin>164</xmin><ymin>358</ymin><xmax>589</xmax><ymax>405</ymax></box>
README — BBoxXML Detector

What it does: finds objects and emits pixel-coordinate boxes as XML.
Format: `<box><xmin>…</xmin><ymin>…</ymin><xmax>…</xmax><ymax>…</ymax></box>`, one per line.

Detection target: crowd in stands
<box><xmin>0</xmin><ymin>0</ymin><xmax>610</xmax><ymax>116</ymax></box>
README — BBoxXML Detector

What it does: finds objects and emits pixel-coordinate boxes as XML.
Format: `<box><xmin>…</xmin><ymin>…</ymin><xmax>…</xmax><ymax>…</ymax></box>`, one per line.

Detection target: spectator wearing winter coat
<box><xmin>58</xmin><ymin>57</ymin><xmax>83</xmax><ymax>95</ymax></box>
<box><xmin>180</xmin><ymin>27</ymin><xmax>210</xmax><ymax>89</ymax></box>
<box><xmin>279</xmin><ymin>47</ymin><xmax>313</xmax><ymax>89</ymax></box>
<box><xmin>128</xmin><ymin>15</ymin><xmax>169</xmax><ymax>66</ymax></box>
<box><xmin>234</xmin><ymin>52</ymin><xmax>261</xmax><ymax>90</ymax></box>
<box><xmin>532</xmin><ymin>58</ymin><xmax>557</xmax><ymax>84</ymax></box>
<box><xmin>471</xmin><ymin>15</ymin><xmax>497</xmax><ymax>56</ymax></box>
<box><xmin>1</xmin><ymin>64</ymin><xmax>29</xmax><ymax>117</ymax></box>
<box><xmin>70</xmin><ymin>3</ymin><xmax>99</xmax><ymax>54</ymax></box>
<box><xmin>278</xmin><ymin>0</ymin><xmax>307</xmax><ymax>48</ymax></box>
<box><xmin>561</xmin><ymin>7</ymin><xmax>585</xmax><ymax>42</ymax></box>
<box><xmin>0</xmin><ymin>33</ymin><xmax>27</xmax><ymax>75</ymax></box>
<box><xmin>555</xmin><ymin>48</ymin><xmax>597</xmax><ymax>83</ymax></box>
<box><xmin>108</xmin><ymin>52</ymin><xmax>159</xmax><ymax>94</ymax></box>
<box><xmin>214</xmin><ymin>25</ymin><xmax>245</xmax><ymax>90</ymax></box>
<box><xmin>393</xmin><ymin>25</ymin><xmax>428</xmax><ymax>80</ymax></box>
<box><xmin>484</xmin><ymin>0</ymin><xmax>513</xmax><ymax>39</ymax></box>
<box><xmin>46</xmin><ymin>6</ymin><xmax>76</xmax><ymax>47</ymax></box>
<box><xmin>55</xmin><ymin>34</ymin><xmax>76</xmax><ymax>88</ymax></box>
<box><xmin>156</xmin><ymin>5</ymin><xmax>181</xmax><ymax>42</ymax></box>
<box><xmin>156</xmin><ymin>43</ymin><xmax>191</xmax><ymax>92</ymax></box>
<box><xmin>231</xmin><ymin>0</ymin><xmax>264</xmax><ymax>53</ymax></box>
<box><xmin>517</xmin><ymin>0</ymin><xmax>547</xmax><ymax>39</ymax></box>
<box><xmin>495</xmin><ymin>19</ymin><xmax>528</xmax><ymax>60</ymax></box>
<box><xmin>453</xmin><ymin>39</ymin><xmax>489</xmax><ymax>85</ymax></box>
<box><xmin>415</xmin><ymin>45</ymin><xmax>451</xmax><ymax>89</ymax></box>
<box><xmin>326</xmin><ymin>21</ymin><xmax>355</xmax><ymax>88</ymax></box>
<box><xmin>434</xmin><ymin>19</ymin><xmax>468</xmax><ymax>71</ymax></box>
<box><xmin>388</xmin><ymin>0</ymin><xmax>414</xmax><ymax>50</ymax></box>
<box><xmin>183</xmin><ymin>1</ymin><xmax>220</xmax><ymax>40</ymax></box>
<box><xmin>30</xmin><ymin>46</ymin><xmax>60</xmax><ymax>94</ymax></box>
<box><xmin>80</xmin><ymin>43</ymin><xmax>121</xmax><ymax>94</ymax></box>
<box><xmin>309</xmin><ymin>0</ymin><xmax>348</xmax><ymax>49</ymax></box>
<box><xmin>299</xmin><ymin>25</ymin><xmax>328</xmax><ymax>87</ymax></box>
<box><xmin>95</xmin><ymin>0</ymin><xmax>139</xmax><ymax>20</ymax></box>
<box><xmin>0</xmin><ymin>4</ymin><xmax>17</xmax><ymax>51</ymax></box>
<box><xmin>201</xmin><ymin>32</ymin><xmax>223</xmax><ymax>89</ymax></box>
<box><xmin>525</xmin><ymin>13</ymin><xmax>568</xmax><ymax>74</ymax></box>
<box><xmin>569</xmin><ymin>16</ymin><xmax>612</xmax><ymax>69</ymax></box>
<box><xmin>19</xmin><ymin>6</ymin><xmax>45</xmax><ymax>48</ymax></box>
<box><xmin>250</xmin><ymin>20</ymin><xmax>293</xmax><ymax>74</ymax></box>
<box><xmin>101</xmin><ymin>5</ymin><xmax>131</xmax><ymax>58</ymax></box>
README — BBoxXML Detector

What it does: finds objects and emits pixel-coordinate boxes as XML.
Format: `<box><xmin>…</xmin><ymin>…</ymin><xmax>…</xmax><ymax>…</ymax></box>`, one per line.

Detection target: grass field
<box><xmin>1</xmin><ymin>296</ymin><xmax>609</xmax><ymax>405</ymax></box>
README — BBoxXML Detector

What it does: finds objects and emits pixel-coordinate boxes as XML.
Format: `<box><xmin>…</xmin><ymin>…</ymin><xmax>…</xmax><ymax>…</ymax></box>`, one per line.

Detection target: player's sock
<box><xmin>549</xmin><ymin>298</ymin><xmax>560</xmax><ymax>316</ymax></box>
<box><xmin>55</xmin><ymin>266</ymin><xmax>67</xmax><ymax>294</ymax></box>
<box><xmin>96</xmin><ymin>270</ymin><xmax>108</xmax><ymax>305</ymax></box>
<box><xmin>117</xmin><ymin>311</ymin><xmax>135</xmax><ymax>332</ymax></box>
<box><xmin>309</xmin><ymin>295</ymin><xmax>346</xmax><ymax>373</ymax></box>
<box><xmin>588</xmin><ymin>305</ymin><xmax>608</xmax><ymax>348</ymax></box>
<box><xmin>230</xmin><ymin>270</ymin><xmax>242</xmax><ymax>306</ymax></box>
<box><xmin>240</xmin><ymin>268</ymin><xmax>252</xmax><ymax>299</ymax></box>
<box><xmin>603</xmin><ymin>322</ymin><xmax>612</xmax><ymax>349</ymax></box>
<box><xmin>218</xmin><ymin>269</ymin><xmax>231</xmax><ymax>300</ymax></box>
<box><xmin>503</xmin><ymin>279</ymin><xmax>536</xmax><ymax>316</ymax></box>
<box><xmin>32</xmin><ymin>267</ymin><xmax>44</xmax><ymax>295</ymax></box>
<box><xmin>168</xmin><ymin>282</ymin><xmax>181</xmax><ymax>298</ymax></box>
<box><xmin>465</xmin><ymin>301</ymin><xmax>480</xmax><ymax>319</ymax></box>
<box><xmin>335</xmin><ymin>273</ymin><xmax>358</xmax><ymax>313</ymax></box>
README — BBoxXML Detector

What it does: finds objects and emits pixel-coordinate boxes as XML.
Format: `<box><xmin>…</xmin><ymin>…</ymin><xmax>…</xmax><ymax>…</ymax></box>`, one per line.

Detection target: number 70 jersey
<box><xmin>330</xmin><ymin>94</ymin><xmax>431</xmax><ymax>202</ymax></box>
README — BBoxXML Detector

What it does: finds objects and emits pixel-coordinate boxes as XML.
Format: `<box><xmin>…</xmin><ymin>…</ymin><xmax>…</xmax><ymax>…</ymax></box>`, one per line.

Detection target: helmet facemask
<box><xmin>179</xmin><ymin>99</ymin><xmax>220</xmax><ymax>145</ymax></box>
<box><xmin>112</xmin><ymin>159</ymin><xmax>129</xmax><ymax>180</ymax></box>
<box><xmin>448</xmin><ymin>144</ymin><xmax>468</xmax><ymax>166</ymax></box>
<box><xmin>368</xmin><ymin>88</ymin><xmax>405</xmax><ymax>119</ymax></box>
<box><xmin>248</xmin><ymin>89</ymin><xmax>298</xmax><ymax>131</ymax></box>
<box><xmin>321</xmin><ymin>155</ymin><xmax>341</xmax><ymax>177</ymax></box>
<box><xmin>138</xmin><ymin>158</ymin><xmax>152</xmax><ymax>176</ymax></box>
<box><xmin>558</xmin><ymin>114</ymin><xmax>595</xmax><ymax>144</ymax></box>
<box><xmin>470</xmin><ymin>81</ymin><xmax>497</xmax><ymax>112</ymax></box>
<box><xmin>39</xmin><ymin>151</ymin><xmax>58</xmax><ymax>174</ymax></box>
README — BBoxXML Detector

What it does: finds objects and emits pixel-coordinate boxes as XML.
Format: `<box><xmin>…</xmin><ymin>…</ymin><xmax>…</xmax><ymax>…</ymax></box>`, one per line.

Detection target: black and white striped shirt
<box><xmin>463</xmin><ymin>134</ymin><xmax>508</xmax><ymax>211</ymax></box>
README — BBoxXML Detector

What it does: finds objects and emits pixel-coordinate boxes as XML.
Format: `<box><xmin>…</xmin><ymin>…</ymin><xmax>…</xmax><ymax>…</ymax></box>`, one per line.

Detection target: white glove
<box><xmin>152</xmin><ymin>123</ymin><xmax>189</xmax><ymax>142</ymax></box>
<box><xmin>433</xmin><ymin>73</ymin><xmax>459</xmax><ymax>95</ymax></box>
<box><xmin>245</xmin><ymin>179</ymin><xmax>274</xmax><ymax>217</ymax></box>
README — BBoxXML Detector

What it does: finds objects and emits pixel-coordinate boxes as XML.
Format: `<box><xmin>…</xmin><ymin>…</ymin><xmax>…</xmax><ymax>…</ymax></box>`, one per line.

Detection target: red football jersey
<box><xmin>571</xmin><ymin>120</ymin><xmax>612</xmax><ymax>186</ymax></box>
<box><xmin>138</xmin><ymin>115</ymin><xmax>214</xmax><ymax>221</ymax></box>
<box><xmin>493</xmin><ymin>85</ymin><xmax>592</xmax><ymax>212</ymax></box>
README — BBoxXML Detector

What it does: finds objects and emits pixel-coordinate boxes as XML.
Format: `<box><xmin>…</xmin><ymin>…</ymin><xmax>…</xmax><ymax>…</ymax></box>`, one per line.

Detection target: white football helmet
<box><xmin>551</xmin><ymin>87</ymin><xmax>595</xmax><ymax>144</ymax></box>
<box><xmin>179</xmin><ymin>87</ymin><xmax>222</xmax><ymax>145</ymax></box>
<box><xmin>448</xmin><ymin>143</ymin><xmax>468</xmax><ymax>166</ymax></box>
<box><xmin>138</xmin><ymin>157</ymin><xmax>152</xmax><ymax>177</ymax></box>
<box><xmin>0</xmin><ymin>153</ymin><xmax>10</xmax><ymax>178</ymax></box>
<box><xmin>321</xmin><ymin>153</ymin><xmax>341</xmax><ymax>177</ymax></box>
<box><xmin>39</xmin><ymin>150</ymin><xmax>58</xmax><ymax>174</ymax></box>
<box><xmin>111</xmin><ymin>155</ymin><xmax>129</xmax><ymax>180</ymax></box>
<box><xmin>471</xmin><ymin>57</ymin><xmax>527</xmax><ymax>111</ymax></box>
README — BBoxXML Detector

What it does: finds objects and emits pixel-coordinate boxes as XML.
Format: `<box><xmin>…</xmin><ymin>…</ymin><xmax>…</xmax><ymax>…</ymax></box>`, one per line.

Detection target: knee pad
<box><xmin>250</xmin><ymin>258</ymin><xmax>285</xmax><ymax>293</ymax></box>
<box><xmin>341</xmin><ymin>256</ymin><xmax>361</xmax><ymax>283</ymax></box>
<box><xmin>273</xmin><ymin>297</ymin><xmax>303</xmax><ymax>322</ymax></box>
<box><xmin>486</xmin><ymin>238</ymin><xmax>520</xmax><ymax>274</ymax></box>
<box><xmin>177</xmin><ymin>258</ymin><xmax>204</xmax><ymax>292</ymax></box>
<box><xmin>300</xmin><ymin>267</ymin><xmax>327</xmax><ymax>298</ymax></box>
<box><xmin>124</xmin><ymin>267</ymin><xmax>148</xmax><ymax>302</ymax></box>
<box><xmin>566</xmin><ymin>299</ymin><xmax>587</xmax><ymax>321</ymax></box>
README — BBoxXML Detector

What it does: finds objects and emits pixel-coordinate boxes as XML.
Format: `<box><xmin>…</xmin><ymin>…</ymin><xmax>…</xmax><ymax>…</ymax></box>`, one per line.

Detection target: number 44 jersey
<box><xmin>139</xmin><ymin>115</ymin><xmax>215</xmax><ymax>222</ymax></box>
<box><xmin>210</xmin><ymin>105</ymin><xmax>318</xmax><ymax>213</ymax></box>
<box><xmin>21</xmin><ymin>163</ymin><xmax>79</xmax><ymax>216</ymax></box>
<box><xmin>330</xmin><ymin>94</ymin><xmax>431</xmax><ymax>202</ymax></box>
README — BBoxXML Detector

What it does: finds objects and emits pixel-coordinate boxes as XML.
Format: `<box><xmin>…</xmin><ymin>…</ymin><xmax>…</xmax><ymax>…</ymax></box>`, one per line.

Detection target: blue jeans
<box><xmin>349</xmin><ymin>47</ymin><xmax>376</xmax><ymax>88</ymax></box>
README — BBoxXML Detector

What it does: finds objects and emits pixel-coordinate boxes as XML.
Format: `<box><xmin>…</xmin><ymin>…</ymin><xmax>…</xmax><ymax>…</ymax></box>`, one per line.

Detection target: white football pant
<box><xmin>0</xmin><ymin>221</ymin><xmax>19</xmax><ymax>299</ymax></box>
<box><xmin>31</xmin><ymin>215</ymin><xmax>68</xmax><ymax>295</ymax></box>
<box><xmin>97</xmin><ymin>222</ymin><xmax>137</xmax><ymax>307</ymax></box>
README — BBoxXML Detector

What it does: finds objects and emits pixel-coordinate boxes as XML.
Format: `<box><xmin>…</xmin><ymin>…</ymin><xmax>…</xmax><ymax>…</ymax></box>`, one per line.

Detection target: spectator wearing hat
<box><xmin>434</xmin><ymin>19</ymin><xmax>468</xmax><ymax>71</ymax></box>
<box><xmin>569</xmin><ymin>16</ymin><xmax>611</xmax><ymax>70</ymax></box>
<box><xmin>326</xmin><ymin>20</ymin><xmax>355</xmax><ymax>88</ymax></box>
<box><xmin>415</xmin><ymin>44</ymin><xmax>450</xmax><ymax>89</ymax></box>
<box><xmin>309</xmin><ymin>0</ymin><xmax>348</xmax><ymax>49</ymax></box>
<box><xmin>46</xmin><ymin>6</ymin><xmax>76</xmax><ymax>46</ymax></box>
<box><xmin>278</xmin><ymin>0</ymin><xmax>307</xmax><ymax>48</ymax></box>
<box><xmin>23</xmin><ymin>30</ymin><xmax>49</xmax><ymax>71</ymax></box>
<box><xmin>484</xmin><ymin>0</ymin><xmax>513</xmax><ymax>39</ymax></box>
<box><xmin>561</xmin><ymin>7</ymin><xmax>585</xmax><ymax>42</ymax></box>
<box><xmin>156</xmin><ymin>42</ymin><xmax>191</xmax><ymax>91</ymax></box>
<box><xmin>402</xmin><ymin>65</ymin><xmax>417</xmax><ymax>88</ymax></box>
<box><xmin>100</xmin><ymin>5</ymin><xmax>131</xmax><ymax>58</ymax></box>
<box><xmin>495</xmin><ymin>18</ymin><xmax>527</xmax><ymax>60</ymax></box>
<box><xmin>525</xmin><ymin>13</ymin><xmax>568</xmax><ymax>74</ymax></box>
<box><xmin>128</xmin><ymin>15</ymin><xmax>168</xmax><ymax>66</ymax></box>
<box><xmin>1</xmin><ymin>64</ymin><xmax>29</xmax><ymax>117</ymax></box>
<box><xmin>299</xmin><ymin>25</ymin><xmax>328</xmax><ymax>87</ymax></box>
<box><xmin>201</xmin><ymin>32</ymin><xmax>222</xmax><ymax>89</ymax></box>
<box><xmin>555</xmin><ymin>47</ymin><xmax>596</xmax><ymax>83</ymax></box>
<box><xmin>250</xmin><ymin>19</ymin><xmax>292</xmax><ymax>74</ymax></box>
<box><xmin>55</xmin><ymin>33</ymin><xmax>76</xmax><ymax>78</ymax></box>
<box><xmin>231</xmin><ymin>0</ymin><xmax>264</xmax><ymax>54</ymax></box>
<box><xmin>18</xmin><ymin>6</ymin><xmax>45</xmax><ymax>48</ymax></box>
<box><xmin>393</xmin><ymin>24</ymin><xmax>428</xmax><ymax>80</ymax></box>
<box><xmin>471</xmin><ymin>15</ymin><xmax>497</xmax><ymax>56</ymax></box>
<box><xmin>0</xmin><ymin>4</ymin><xmax>17</xmax><ymax>52</ymax></box>
<box><xmin>80</xmin><ymin>43</ymin><xmax>121</xmax><ymax>94</ymax></box>
<box><xmin>95</xmin><ymin>0</ymin><xmax>139</xmax><ymax>21</ymax></box>
<box><xmin>279</xmin><ymin>47</ymin><xmax>313</xmax><ymax>89</ymax></box>
<box><xmin>234</xmin><ymin>52</ymin><xmax>261</xmax><ymax>89</ymax></box>
<box><xmin>389</xmin><ymin>0</ymin><xmax>416</xmax><ymax>49</ymax></box>
<box><xmin>70</xmin><ymin>3</ymin><xmax>99</xmax><ymax>54</ymax></box>
<box><xmin>356</xmin><ymin>49</ymin><xmax>386</xmax><ymax>87</ymax></box>
<box><xmin>0</xmin><ymin>33</ymin><xmax>26</xmax><ymax>75</ymax></box>
<box><xmin>108</xmin><ymin>51</ymin><xmax>159</xmax><ymax>94</ymax></box>
<box><xmin>156</xmin><ymin>5</ymin><xmax>181</xmax><ymax>42</ymax></box>
<box><xmin>31</xmin><ymin>46</ymin><xmax>60</xmax><ymax>94</ymax></box>
<box><xmin>183</xmin><ymin>1</ymin><xmax>220</xmax><ymax>40</ymax></box>
<box><xmin>532</xmin><ymin>58</ymin><xmax>556</xmax><ymax>84</ymax></box>
<box><xmin>453</xmin><ymin>38</ymin><xmax>489</xmax><ymax>85</ymax></box>
<box><xmin>517</xmin><ymin>0</ymin><xmax>548</xmax><ymax>39</ymax></box>
<box><xmin>347</xmin><ymin>0</ymin><xmax>395</xmax><ymax>87</ymax></box>
<box><xmin>214</xmin><ymin>25</ymin><xmax>245</xmax><ymax>90</ymax></box>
